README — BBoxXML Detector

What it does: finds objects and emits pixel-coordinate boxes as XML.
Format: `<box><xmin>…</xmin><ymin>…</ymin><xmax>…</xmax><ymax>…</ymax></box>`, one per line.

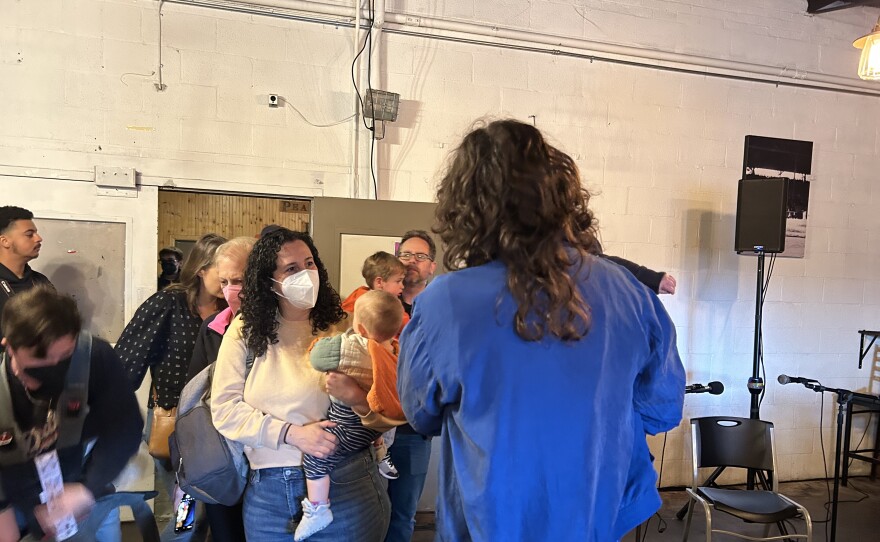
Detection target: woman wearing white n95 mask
<box><xmin>210</xmin><ymin>229</ymin><xmax>390</xmax><ymax>542</ymax></box>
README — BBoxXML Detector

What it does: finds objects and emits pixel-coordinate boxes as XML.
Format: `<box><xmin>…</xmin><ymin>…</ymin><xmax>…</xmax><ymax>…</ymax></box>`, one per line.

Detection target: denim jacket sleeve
<box><xmin>633</xmin><ymin>292</ymin><xmax>685</xmax><ymax>435</ymax></box>
<box><xmin>397</xmin><ymin>302</ymin><xmax>446</xmax><ymax>437</ymax></box>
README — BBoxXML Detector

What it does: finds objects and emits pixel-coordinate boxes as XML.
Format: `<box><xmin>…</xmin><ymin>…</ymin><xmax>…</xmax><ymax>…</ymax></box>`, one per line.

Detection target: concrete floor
<box><xmin>414</xmin><ymin>478</ymin><xmax>880</xmax><ymax>541</ymax></box>
<box><xmin>624</xmin><ymin>478</ymin><xmax>878</xmax><ymax>542</ymax></box>
<box><xmin>129</xmin><ymin>477</ymin><xmax>880</xmax><ymax>541</ymax></box>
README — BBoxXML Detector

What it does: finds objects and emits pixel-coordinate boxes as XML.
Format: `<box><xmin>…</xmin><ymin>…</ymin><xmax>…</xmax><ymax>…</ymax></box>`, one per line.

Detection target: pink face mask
<box><xmin>222</xmin><ymin>284</ymin><xmax>243</xmax><ymax>313</ymax></box>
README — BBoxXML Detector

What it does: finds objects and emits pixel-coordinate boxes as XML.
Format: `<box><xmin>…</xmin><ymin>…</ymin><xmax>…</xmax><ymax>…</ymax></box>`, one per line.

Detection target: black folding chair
<box><xmin>682</xmin><ymin>417</ymin><xmax>812</xmax><ymax>542</ymax></box>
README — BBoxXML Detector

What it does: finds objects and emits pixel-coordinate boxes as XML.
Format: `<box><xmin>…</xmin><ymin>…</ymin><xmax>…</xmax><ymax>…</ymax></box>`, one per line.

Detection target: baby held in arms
<box><xmin>295</xmin><ymin>290</ymin><xmax>406</xmax><ymax>541</ymax></box>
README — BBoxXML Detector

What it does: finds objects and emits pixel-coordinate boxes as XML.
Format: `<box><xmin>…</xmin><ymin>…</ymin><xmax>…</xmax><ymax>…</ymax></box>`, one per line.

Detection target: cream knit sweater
<box><xmin>211</xmin><ymin>313</ymin><xmax>348</xmax><ymax>469</ymax></box>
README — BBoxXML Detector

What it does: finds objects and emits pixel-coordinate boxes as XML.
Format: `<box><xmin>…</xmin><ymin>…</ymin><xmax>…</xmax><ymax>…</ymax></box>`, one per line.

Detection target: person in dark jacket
<box><xmin>184</xmin><ymin>236</ymin><xmax>254</xmax><ymax>542</ymax></box>
<box><xmin>0</xmin><ymin>207</ymin><xmax>53</xmax><ymax>334</ymax></box>
<box><xmin>606</xmin><ymin>255</ymin><xmax>677</xmax><ymax>294</ymax></box>
<box><xmin>158</xmin><ymin>247</ymin><xmax>184</xmax><ymax>291</ymax></box>
<box><xmin>586</xmin><ymin>236</ymin><xmax>677</xmax><ymax>295</ymax></box>
<box><xmin>116</xmin><ymin>233</ymin><xmax>227</xmax><ymax>542</ymax></box>
<box><xmin>0</xmin><ymin>287</ymin><xmax>142</xmax><ymax>541</ymax></box>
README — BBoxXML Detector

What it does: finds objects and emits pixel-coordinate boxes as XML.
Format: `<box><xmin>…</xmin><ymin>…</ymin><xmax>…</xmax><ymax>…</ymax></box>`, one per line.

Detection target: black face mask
<box><xmin>24</xmin><ymin>358</ymin><xmax>71</xmax><ymax>399</ymax></box>
<box><xmin>161</xmin><ymin>261</ymin><xmax>179</xmax><ymax>276</ymax></box>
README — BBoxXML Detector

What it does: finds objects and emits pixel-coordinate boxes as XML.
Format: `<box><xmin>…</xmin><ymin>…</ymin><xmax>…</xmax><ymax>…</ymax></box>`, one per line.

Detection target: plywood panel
<box><xmin>157</xmin><ymin>191</ymin><xmax>311</xmax><ymax>258</ymax></box>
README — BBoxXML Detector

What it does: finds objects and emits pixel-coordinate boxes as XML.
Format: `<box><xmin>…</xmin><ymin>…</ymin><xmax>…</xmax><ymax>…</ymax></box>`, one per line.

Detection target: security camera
<box><xmin>268</xmin><ymin>94</ymin><xmax>280</xmax><ymax>107</ymax></box>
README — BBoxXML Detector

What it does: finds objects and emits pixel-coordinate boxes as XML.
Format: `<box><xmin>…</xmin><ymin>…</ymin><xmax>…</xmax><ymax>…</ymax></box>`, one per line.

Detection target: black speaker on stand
<box><xmin>675</xmin><ymin>136</ymin><xmax>813</xmax><ymax>522</ymax></box>
<box><xmin>734</xmin><ymin>177</ymin><xmax>789</xmax><ymax>255</ymax></box>
<box><xmin>738</xmin><ymin>137</ymin><xmax>810</xmax><ymax>485</ymax></box>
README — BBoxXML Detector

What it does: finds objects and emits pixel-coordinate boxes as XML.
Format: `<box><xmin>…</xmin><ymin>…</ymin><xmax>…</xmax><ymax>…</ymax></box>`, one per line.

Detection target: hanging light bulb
<box><xmin>854</xmin><ymin>16</ymin><xmax>880</xmax><ymax>81</ymax></box>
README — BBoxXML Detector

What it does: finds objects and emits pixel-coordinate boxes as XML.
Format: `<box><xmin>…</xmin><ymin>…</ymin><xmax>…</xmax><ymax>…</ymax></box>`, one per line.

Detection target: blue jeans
<box><xmin>384</xmin><ymin>434</ymin><xmax>432</xmax><ymax>542</ymax></box>
<box><xmin>244</xmin><ymin>448</ymin><xmax>390</xmax><ymax>542</ymax></box>
<box><xmin>15</xmin><ymin>496</ymin><xmax>122</xmax><ymax>542</ymax></box>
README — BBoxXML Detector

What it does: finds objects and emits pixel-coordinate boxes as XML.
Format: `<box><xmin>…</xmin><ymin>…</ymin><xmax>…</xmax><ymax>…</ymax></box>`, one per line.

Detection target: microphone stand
<box><xmin>797</xmin><ymin>380</ymin><xmax>880</xmax><ymax>542</ymax></box>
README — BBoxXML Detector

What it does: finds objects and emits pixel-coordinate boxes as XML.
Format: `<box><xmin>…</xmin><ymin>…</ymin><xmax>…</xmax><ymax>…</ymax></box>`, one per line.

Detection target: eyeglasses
<box><xmin>398</xmin><ymin>251</ymin><xmax>433</xmax><ymax>262</ymax></box>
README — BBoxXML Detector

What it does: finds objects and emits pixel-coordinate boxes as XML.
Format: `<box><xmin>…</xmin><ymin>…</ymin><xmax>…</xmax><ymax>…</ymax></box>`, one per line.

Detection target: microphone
<box><xmin>685</xmin><ymin>381</ymin><xmax>724</xmax><ymax>395</ymax></box>
<box><xmin>777</xmin><ymin>374</ymin><xmax>817</xmax><ymax>386</ymax></box>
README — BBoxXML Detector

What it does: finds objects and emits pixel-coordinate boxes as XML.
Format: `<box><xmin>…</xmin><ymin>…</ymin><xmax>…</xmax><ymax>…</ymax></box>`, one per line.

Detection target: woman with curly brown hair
<box><xmin>397</xmin><ymin>119</ymin><xmax>686</xmax><ymax>541</ymax></box>
<box><xmin>210</xmin><ymin>228</ymin><xmax>390</xmax><ymax>542</ymax></box>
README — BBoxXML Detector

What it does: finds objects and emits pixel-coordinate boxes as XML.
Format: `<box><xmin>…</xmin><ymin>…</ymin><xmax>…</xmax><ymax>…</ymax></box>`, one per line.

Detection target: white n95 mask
<box><xmin>273</xmin><ymin>269</ymin><xmax>320</xmax><ymax>309</ymax></box>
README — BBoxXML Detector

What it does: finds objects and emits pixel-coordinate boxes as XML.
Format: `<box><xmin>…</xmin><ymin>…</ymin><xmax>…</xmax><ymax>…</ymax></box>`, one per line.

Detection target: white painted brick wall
<box><xmin>2</xmin><ymin>0</ymin><xmax>880</xmax><ymax>492</ymax></box>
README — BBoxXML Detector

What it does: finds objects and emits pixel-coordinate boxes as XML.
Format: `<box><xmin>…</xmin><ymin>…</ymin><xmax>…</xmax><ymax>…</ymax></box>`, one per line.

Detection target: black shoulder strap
<box><xmin>204</xmin><ymin>347</ymin><xmax>256</xmax><ymax>403</ymax></box>
<box><xmin>57</xmin><ymin>331</ymin><xmax>92</xmax><ymax>448</ymax></box>
<box><xmin>245</xmin><ymin>348</ymin><xmax>255</xmax><ymax>377</ymax></box>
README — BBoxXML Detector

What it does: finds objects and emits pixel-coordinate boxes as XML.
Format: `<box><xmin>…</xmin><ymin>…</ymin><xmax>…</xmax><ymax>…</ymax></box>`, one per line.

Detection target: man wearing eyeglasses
<box><xmin>385</xmin><ymin>230</ymin><xmax>436</xmax><ymax>542</ymax></box>
<box><xmin>396</xmin><ymin>230</ymin><xmax>437</xmax><ymax>317</ymax></box>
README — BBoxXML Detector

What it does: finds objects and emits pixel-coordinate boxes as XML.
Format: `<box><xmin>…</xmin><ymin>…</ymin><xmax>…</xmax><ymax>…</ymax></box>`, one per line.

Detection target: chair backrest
<box><xmin>691</xmin><ymin>416</ymin><xmax>775</xmax><ymax>474</ymax></box>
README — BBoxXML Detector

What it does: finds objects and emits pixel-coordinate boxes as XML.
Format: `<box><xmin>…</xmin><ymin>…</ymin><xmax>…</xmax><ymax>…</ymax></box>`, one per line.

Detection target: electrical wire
<box><xmin>348</xmin><ymin>0</ymin><xmax>379</xmax><ymax>199</ymax></box>
<box><xmin>816</xmin><ymin>392</ymin><xmax>832</xmax><ymax>539</ymax></box>
<box><xmin>156</xmin><ymin>1</ymin><xmax>167</xmax><ymax>91</ymax></box>
<box><xmin>756</xmin><ymin>253</ymin><xmax>776</xmax><ymax>410</ymax></box>
<box><xmin>640</xmin><ymin>432</ymin><xmax>669</xmax><ymax>541</ymax></box>
<box><xmin>349</xmin><ymin>1</ymin><xmax>371</xmax><ymax>129</ymax></box>
<box><xmin>284</xmin><ymin>101</ymin><xmax>355</xmax><ymax>128</ymax></box>
<box><xmin>838</xmin><ymin>477</ymin><xmax>872</xmax><ymax>502</ymax></box>
<box><xmin>366</xmin><ymin>0</ymin><xmax>378</xmax><ymax>199</ymax></box>
<box><xmin>808</xmin><ymin>393</ymin><xmax>874</xmax><ymax>537</ymax></box>
<box><xmin>120</xmin><ymin>71</ymin><xmax>156</xmax><ymax>86</ymax></box>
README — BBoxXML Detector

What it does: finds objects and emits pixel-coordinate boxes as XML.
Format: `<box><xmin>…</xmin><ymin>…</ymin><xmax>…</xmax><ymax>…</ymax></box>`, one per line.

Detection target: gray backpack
<box><xmin>169</xmin><ymin>351</ymin><xmax>254</xmax><ymax>506</ymax></box>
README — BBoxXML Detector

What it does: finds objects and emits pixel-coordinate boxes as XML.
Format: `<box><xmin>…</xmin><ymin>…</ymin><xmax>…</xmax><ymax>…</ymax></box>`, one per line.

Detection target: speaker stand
<box><xmin>746</xmin><ymin>251</ymin><xmax>766</xmax><ymax>489</ymax></box>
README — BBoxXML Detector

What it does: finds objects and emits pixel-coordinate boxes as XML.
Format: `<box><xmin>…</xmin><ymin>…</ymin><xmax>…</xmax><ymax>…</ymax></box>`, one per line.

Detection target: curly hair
<box><xmin>434</xmin><ymin>119</ymin><xmax>599</xmax><ymax>342</ymax></box>
<box><xmin>241</xmin><ymin>228</ymin><xmax>345</xmax><ymax>357</ymax></box>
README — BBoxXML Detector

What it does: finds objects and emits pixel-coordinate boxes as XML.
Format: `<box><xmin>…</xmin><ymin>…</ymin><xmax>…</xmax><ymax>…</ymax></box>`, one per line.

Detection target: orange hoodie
<box><xmin>366</xmin><ymin>339</ymin><xmax>404</xmax><ymax>420</ymax></box>
<box><xmin>341</xmin><ymin>286</ymin><xmax>411</xmax><ymax>333</ymax></box>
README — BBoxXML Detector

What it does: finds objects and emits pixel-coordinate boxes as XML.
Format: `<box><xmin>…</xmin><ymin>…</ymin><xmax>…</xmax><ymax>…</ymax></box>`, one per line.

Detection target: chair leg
<box><xmin>777</xmin><ymin>520</ymin><xmax>798</xmax><ymax>542</ymax></box>
<box><xmin>702</xmin><ymin>502</ymin><xmax>713</xmax><ymax>542</ymax></box>
<box><xmin>871</xmin><ymin>412</ymin><xmax>880</xmax><ymax>481</ymax></box>
<box><xmin>682</xmin><ymin>497</ymin><xmax>694</xmax><ymax>542</ymax></box>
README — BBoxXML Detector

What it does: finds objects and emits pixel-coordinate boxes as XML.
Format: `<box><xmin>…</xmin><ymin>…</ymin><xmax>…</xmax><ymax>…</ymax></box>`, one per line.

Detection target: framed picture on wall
<box><xmin>780</xmin><ymin>178</ymin><xmax>810</xmax><ymax>259</ymax></box>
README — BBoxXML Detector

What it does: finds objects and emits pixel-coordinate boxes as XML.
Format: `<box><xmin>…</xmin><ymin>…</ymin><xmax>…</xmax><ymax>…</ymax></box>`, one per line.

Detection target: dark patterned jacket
<box><xmin>0</xmin><ymin>262</ymin><xmax>53</xmax><ymax>335</ymax></box>
<box><xmin>115</xmin><ymin>289</ymin><xmax>202</xmax><ymax>409</ymax></box>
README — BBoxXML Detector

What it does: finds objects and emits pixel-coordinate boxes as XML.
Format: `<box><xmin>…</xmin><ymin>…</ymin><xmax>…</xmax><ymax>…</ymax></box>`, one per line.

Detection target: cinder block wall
<box><xmin>3</xmin><ymin>0</ymin><xmax>880</xmax><ymax>494</ymax></box>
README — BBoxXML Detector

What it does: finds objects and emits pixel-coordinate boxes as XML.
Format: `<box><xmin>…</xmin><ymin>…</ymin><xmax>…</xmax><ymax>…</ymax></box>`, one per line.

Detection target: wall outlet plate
<box><xmin>95</xmin><ymin>166</ymin><xmax>136</xmax><ymax>188</ymax></box>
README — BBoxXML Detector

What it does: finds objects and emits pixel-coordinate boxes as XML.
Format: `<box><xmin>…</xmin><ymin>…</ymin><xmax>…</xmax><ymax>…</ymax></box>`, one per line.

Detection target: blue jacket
<box><xmin>398</xmin><ymin>255</ymin><xmax>685</xmax><ymax>541</ymax></box>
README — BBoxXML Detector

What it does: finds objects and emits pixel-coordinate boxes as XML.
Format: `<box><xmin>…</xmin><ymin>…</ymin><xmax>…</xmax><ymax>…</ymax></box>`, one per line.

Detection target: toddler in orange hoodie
<box><xmin>342</xmin><ymin>250</ymin><xmax>409</xmax><ymax>332</ymax></box>
<box><xmin>340</xmin><ymin>251</ymin><xmax>410</xmax><ymax>480</ymax></box>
